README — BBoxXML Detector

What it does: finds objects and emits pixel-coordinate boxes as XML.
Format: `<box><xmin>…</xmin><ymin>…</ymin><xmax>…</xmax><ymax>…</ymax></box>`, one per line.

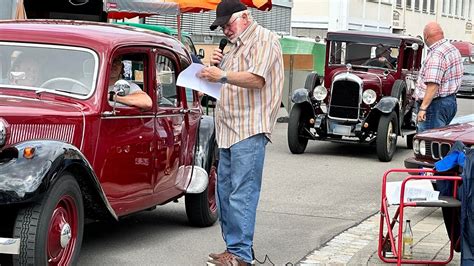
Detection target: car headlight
<box><xmin>413</xmin><ymin>139</ymin><xmax>420</xmax><ymax>154</ymax></box>
<box><xmin>420</xmin><ymin>140</ymin><xmax>426</xmax><ymax>156</ymax></box>
<box><xmin>312</xmin><ymin>85</ymin><xmax>327</xmax><ymax>101</ymax></box>
<box><xmin>362</xmin><ymin>89</ymin><xmax>377</xmax><ymax>105</ymax></box>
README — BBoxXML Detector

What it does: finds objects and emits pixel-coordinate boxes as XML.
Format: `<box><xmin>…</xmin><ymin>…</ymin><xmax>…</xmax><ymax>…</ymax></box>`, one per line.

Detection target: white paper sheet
<box><xmin>176</xmin><ymin>63</ymin><xmax>222</xmax><ymax>100</ymax></box>
<box><xmin>386</xmin><ymin>180</ymin><xmax>440</xmax><ymax>205</ymax></box>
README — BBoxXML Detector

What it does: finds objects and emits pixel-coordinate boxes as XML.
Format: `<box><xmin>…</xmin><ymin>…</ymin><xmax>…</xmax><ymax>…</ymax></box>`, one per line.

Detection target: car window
<box><xmin>108</xmin><ymin>53</ymin><xmax>149</xmax><ymax>108</ymax></box>
<box><xmin>156</xmin><ymin>55</ymin><xmax>178</xmax><ymax>107</ymax></box>
<box><xmin>0</xmin><ymin>42</ymin><xmax>97</xmax><ymax>98</ymax></box>
<box><xmin>329</xmin><ymin>41</ymin><xmax>397</xmax><ymax>70</ymax></box>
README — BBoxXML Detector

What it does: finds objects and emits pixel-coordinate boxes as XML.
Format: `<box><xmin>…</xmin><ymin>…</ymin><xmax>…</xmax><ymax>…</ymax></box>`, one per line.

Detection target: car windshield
<box><xmin>329</xmin><ymin>41</ymin><xmax>398</xmax><ymax>70</ymax></box>
<box><xmin>464</xmin><ymin>63</ymin><xmax>474</xmax><ymax>75</ymax></box>
<box><xmin>0</xmin><ymin>42</ymin><xmax>98</xmax><ymax>98</ymax></box>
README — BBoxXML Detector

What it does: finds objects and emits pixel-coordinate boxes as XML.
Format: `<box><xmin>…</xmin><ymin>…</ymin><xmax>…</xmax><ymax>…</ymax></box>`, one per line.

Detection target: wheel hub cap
<box><xmin>60</xmin><ymin>223</ymin><xmax>72</xmax><ymax>248</ymax></box>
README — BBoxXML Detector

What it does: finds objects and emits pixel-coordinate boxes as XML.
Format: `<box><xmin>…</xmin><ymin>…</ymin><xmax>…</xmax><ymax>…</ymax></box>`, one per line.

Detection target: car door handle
<box><xmin>179</xmin><ymin>109</ymin><xmax>190</xmax><ymax>114</ymax></box>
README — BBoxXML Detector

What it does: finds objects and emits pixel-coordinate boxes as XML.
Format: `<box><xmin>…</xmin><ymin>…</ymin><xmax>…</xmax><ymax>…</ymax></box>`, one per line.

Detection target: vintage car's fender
<box><xmin>194</xmin><ymin>115</ymin><xmax>216</xmax><ymax>172</ymax></box>
<box><xmin>291</xmin><ymin>88</ymin><xmax>311</xmax><ymax>104</ymax></box>
<box><xmin>0</xmin><ymin>140</ymin><xmax>117</xmax><ymax>219</ymax></box>
<box><xmin>373</xmin><ymin>96</ymin><xmax>399</xmax><ymax>114</ymax></box>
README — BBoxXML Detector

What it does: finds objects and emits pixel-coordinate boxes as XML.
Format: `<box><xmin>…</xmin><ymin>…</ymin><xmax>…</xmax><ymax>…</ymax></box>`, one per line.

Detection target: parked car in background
<box><xmin>451</xmin><ymin>41</ymin><xmax>474</xmax><ymax>63</ymax></box>
<box><xmin>404</xmin><ymin>114</ymin><xmax>474</xmax><ymax>169</ymax></box>
<box><xmin>0</xmin><ymin>20</ymin><xmax>217</xmax><ymax>265</ymax></box>
<box><xmin>288</xmin><ymin>31</ymin><xmax>423</xmax><ymax>161</ymax></box>
<box><xmin>458</xmin><ymin>63</ymin><xmax>474</xmax><ymax>97</ymax></box>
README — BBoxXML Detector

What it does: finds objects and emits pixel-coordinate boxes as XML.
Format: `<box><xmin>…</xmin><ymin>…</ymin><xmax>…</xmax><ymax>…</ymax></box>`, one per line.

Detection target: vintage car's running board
<box><xmin>0</xmin><ymin>237</ymin><xmax>20</xmax><ymax>254</ymax></box>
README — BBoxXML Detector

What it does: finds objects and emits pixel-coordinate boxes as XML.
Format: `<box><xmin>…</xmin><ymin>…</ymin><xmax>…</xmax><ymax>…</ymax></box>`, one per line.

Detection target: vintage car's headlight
<box><xmin>413</xmin><ymin>139</ymin><xmax>420</xmax><ymax>154</ymax></box>
<box><xmin>362</xmin><ymin>89</ymin><xmax>377</xmax><ymax>105</ymax></box>
<box><xmin>312</xmin><ymin>85</ymin><xmax>328</xmax><ymax>101</ymax></box>
<box><xmin>419</xmin><ymin>140</ymin><xmax>426</xmax><ymax>156</ymax></box>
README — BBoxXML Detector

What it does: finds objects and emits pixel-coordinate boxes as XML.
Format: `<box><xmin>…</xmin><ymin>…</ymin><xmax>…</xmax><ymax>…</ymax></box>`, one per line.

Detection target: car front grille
<box><xmin>425</xmin><ymin>140</ymin><xmax>451</xmax><ymax>160</ymax></box>
<box><xmin>328</xmin><ymin>80</ymin><xmax>360</xmax><ymax>120</ymax></box>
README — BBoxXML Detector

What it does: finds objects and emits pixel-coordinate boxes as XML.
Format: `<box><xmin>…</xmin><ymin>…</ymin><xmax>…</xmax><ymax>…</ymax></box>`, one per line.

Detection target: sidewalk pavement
<box><xmin>298</xmin><ymin>207</ymin><xmax>460</xmax><ymax>265</ymax></box>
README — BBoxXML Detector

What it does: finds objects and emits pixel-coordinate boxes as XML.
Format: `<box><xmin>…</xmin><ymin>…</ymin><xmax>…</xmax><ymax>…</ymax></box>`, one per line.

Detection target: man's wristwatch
<box><xmin>219</xmin><ymin>71</ymin><xmax>228</xmax><ymax>84</ymax></box>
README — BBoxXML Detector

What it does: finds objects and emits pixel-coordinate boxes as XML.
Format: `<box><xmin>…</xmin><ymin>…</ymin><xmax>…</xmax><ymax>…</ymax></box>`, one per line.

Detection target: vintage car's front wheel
<box><xmin>13</xmin><ymin>174</ymin><xmax>84</xmax><ymax>266</ymax></box>
<box><xmin>185</xmin><ymin>151</ymin><xmax>218</xmax><ymax>227</ymax></box>
<box><xmin>288</xmin><ymin>104</ymin><xmax>309</xmax><ymax>154</ymax></box>
<box><xmin>376</xmin><ymin>112</ymin><xmax>398</xmax><ymax>162</ymax></box>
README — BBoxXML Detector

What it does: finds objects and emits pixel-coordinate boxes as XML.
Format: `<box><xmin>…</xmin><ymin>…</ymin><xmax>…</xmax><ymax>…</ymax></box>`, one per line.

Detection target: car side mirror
<box><xmin>198</xmin><ymin>49</ymin><xmax>205</xmax><ymax>59</ymax></box>
<box><xmin>112</xmin><ymin>79</ymin><xmax>130</xmax><ymax>97</ymax></box>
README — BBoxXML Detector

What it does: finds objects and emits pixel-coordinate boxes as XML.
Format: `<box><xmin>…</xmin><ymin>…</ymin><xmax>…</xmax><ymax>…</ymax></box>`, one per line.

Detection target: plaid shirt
<box><xmin>216</xmin><ymin>22</ymin><xmax>284</xmax><ymax>148</ymax></box>
<box><xmin>414</xmin><ymin>39</ymin><xmax>463</xmax><ymax>100</ymax></box>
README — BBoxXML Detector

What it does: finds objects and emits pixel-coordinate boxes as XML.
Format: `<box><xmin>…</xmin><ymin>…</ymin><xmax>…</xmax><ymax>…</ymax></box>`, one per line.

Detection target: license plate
<box><xmin>333</xmin><ymin>125</ymin><xmax>351</xmax><ymax>135</ymax></box>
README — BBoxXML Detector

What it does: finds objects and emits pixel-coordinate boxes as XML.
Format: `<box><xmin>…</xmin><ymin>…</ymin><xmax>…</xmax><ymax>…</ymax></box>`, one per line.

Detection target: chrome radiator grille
<box><xmin>7</xmin><ymin>124</ymin><xmax>75</xmax><ymax>145</ymax></box>
<box><xmin>328</xmin><ymin>80</ymin><xmax>360</xmax><ymax>120</ymax></box>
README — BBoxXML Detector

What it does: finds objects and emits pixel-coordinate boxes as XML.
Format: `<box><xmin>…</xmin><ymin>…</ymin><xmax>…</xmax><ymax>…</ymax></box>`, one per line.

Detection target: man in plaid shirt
<box><xmin>414</xmin><ymin>22</ymin><xmax>463</xmax><ymax>132</ymax></box>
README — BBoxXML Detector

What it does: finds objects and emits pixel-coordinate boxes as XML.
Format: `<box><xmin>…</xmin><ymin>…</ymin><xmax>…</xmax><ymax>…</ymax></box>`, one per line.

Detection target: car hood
<box><xmin>416</xmin><ymin>121</ymin><xmax>474</xmax><ymax>144</ymax></box>
<box><xmin>0</xmin><ymin>95</ymin><xmax>84</xmax><ymax>147</ymax></box>
<box><xmin>329</xmin><ymin>69</ymin><xmax>385</xmax><ymax>89</ymax></box>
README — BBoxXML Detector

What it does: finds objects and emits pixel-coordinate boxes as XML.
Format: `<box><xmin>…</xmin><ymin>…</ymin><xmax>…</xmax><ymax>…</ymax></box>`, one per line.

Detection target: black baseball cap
<box><xmin>210</xmin><ymin>0</ymin><xmax>247</xmax><ymax>31</ymax></box>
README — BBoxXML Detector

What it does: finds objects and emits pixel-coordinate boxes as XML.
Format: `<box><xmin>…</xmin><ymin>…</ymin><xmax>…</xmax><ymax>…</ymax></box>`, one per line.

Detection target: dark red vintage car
<box><xmin>0</xmin><ymin>20</ymin><xmax>217</xmax><ymax>265</ymax></box>
<box><xmin>288</xmin><ymin>31</ymin><xmax>424</xmax><ymax>161</ymax></box>
<box><xmin>404</xmin><ymin>114</ymin><xmax>474</xmax><ymax>169</ymax></box>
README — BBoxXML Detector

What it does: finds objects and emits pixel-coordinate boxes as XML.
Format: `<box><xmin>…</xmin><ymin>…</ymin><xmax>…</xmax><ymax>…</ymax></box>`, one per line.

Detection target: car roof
<box><xmin>327</xmin><ymin>30</ymin><xmax>424</xmax><ymax>47</ymax></box>
<box><xmin>0</xmin><ymin>20</ymin><xmax>189</xmax><ymax>58</ymax></box>
<box><xmin>114</xmin><ymin>22</ymin><xmax>190</xmax><ymax>37</ymax></box>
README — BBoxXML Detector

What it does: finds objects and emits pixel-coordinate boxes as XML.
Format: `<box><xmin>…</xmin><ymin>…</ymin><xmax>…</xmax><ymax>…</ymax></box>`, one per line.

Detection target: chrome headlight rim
<box><xmin>362</xmin><ymin>89</ymin><xmax>377</xmax><ymax>105</ymax></box>
<box><xmin>312</xmin><ymin>85</ymin><xmax>328</xmax><ymax>101</ymax></box>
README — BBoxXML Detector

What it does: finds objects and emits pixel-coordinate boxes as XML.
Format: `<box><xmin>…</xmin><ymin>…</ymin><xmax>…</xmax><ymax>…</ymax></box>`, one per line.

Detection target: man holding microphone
<box><xmin>198</xmin><ymin>0</ymin><xmax>284</xmax><ymax>265</ymax></box>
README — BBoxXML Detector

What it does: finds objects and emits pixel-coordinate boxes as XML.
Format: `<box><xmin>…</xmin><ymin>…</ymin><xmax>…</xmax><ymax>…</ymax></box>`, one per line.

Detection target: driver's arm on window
<box><xmin>116</xmin><ymin>90</ymin><xmax>152</xmax><ymax>110</ymax></box>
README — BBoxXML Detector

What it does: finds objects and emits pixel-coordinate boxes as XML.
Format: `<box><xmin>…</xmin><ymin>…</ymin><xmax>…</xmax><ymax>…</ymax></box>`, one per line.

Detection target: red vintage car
<box><xmin>0</xmin><ymin>20</ymin><xmax>217</xmax><ymax>265</ymax></box>
<box><xmin>288</xmin><ymin>31</ymin><xmax>424</xmax><ymax>161</ymax></box>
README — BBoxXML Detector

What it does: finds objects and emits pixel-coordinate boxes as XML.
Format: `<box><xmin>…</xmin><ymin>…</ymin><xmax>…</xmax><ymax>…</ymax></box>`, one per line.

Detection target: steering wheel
<box><xmin>364</xmin><ymin>58</ymin><xmax>394</xmax><ymax>69</ymax></box>
<box><xmin>40</xmin><ymin>77</ymin><xmax>89</xmax><ymax>94</ymax></box>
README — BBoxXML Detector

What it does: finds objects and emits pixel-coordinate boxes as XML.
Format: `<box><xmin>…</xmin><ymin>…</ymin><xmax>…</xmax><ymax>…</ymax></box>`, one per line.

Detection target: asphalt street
<box><xmin>78</xmin><ymin>98</ymin><xmax>473</xmax><ymax>265</ymax></box>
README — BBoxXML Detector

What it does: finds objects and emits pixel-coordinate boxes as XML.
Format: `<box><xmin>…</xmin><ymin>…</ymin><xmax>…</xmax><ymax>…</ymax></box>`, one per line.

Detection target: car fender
<box><xmin>291</xmin><ymin>88</ymin><xmax>311</xmax><ymax>104</ymax></box>
<box><xmin>374</xmin><ymin>96</ymin><xmax>399</xmax><ymax>114</ymax></box>
<box><xmin>0</xmin><ymin>140</ymin><xmax>118</xmax><ymax>220</ymax></box>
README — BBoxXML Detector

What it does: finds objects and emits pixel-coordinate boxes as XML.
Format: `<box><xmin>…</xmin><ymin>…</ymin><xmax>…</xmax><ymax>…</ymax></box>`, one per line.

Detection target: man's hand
<box><xmin>197</xmin><ymin>66</ymin><xmax>224</xmax><ymax>83</ymax></box>
<box><xmin>210</xmin><ymin>48</ymin><xmax>224</xmax><ymax>66</ymax></box>
<box><xmin>417</xmin><ymin>109</ymin><xmax>426</xmax><ymax>122</ymax></box>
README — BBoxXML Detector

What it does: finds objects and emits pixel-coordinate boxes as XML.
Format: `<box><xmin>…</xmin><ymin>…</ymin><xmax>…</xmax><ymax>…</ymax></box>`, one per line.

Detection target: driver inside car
<box><xmin>108</xmin><ymin>57</ymin><xmax>152</xmax><ymax>110</ymax></box>
<box><xmin>364</xmin><ymin>46</ymin><xmax>396</xmax><ymax>69</ymax></box>
<box><xmin>9</xmin><ymin>55</ymin><xmax>41</xmax><ymax>87</ymax></box>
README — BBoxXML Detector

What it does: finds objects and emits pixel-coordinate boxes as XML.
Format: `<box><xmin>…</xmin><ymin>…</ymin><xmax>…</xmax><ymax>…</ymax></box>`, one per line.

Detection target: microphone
<box><xmin>215</xmin><ymin>38</ymin><xmax>228</xmax><ymax>67</ymax></box>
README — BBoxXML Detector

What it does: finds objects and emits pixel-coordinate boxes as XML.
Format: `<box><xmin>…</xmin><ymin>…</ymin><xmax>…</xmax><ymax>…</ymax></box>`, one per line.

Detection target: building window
<box><xmin>449</xmin><ymin>0</ymin><xmax>453</xmax><ymax>14</ymax></box>
<box><xmin>396</xmin><ymin>0</ymin><xmax>402</xmax><ymax>7</ymax></box>
<box><xmin>407</xmin><ymin>0</ymin><xmax>412</xmax><ymax>9</ymax></box>
<box><xmin>415</xmin><ymin>0</ymin><xmax>420</xmax><ymax>10</ymax></box>
<box><xmin>422</xmin><ymin>0</ymin><xmax>428</xmax><ymax>11</ymax></box>
<box><xmin>430</xmin><ymin>0</ymin><xmax>436</xmax><ymax>13</ymax></box>
<box><xmin>469</xmin><ymin>0</ymin><xmax>473</xmax><ymax>18</ymax></box>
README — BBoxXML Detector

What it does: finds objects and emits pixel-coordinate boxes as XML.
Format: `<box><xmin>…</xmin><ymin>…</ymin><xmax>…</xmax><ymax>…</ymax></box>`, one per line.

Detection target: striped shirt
<box><xmin>216</xmin><ymin>21</ymin><xmax>284</xmax><ymax>149</ymax></box>
<box><xmin>414</xmin><ymin>39</ymin><xmax>463</xmax><ymax>100</ymax></box>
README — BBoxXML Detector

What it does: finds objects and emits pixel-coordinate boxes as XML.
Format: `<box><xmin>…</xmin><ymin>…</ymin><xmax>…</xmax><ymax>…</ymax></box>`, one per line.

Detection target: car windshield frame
<box><xmin>0</xmin><ymin>42</ymin><xmax>99</xmax><ymax>100</ymax></box>
<box><xmin>328</xmin><ymin>40</ymin><xmax>399</xmax><ymax>71</ymax></box>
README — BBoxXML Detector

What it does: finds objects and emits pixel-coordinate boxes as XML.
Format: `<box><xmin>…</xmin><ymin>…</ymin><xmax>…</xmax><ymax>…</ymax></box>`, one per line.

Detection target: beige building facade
<box><xmin>292</xmin><ymin>0</ymin><xmax>473</xmax><ymax>42</ymax></box>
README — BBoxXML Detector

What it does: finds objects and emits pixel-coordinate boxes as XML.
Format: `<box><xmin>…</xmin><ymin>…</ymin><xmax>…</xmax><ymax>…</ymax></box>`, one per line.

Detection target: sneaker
<box><xmin>207</xmin><ymin>252</ymin><xmax>252</xmax><ymax>266</ymax></box>
<box><xmin>208</xmin><ymin>250</ymin><xmax>229</xmax><ymax>260</ymax></box>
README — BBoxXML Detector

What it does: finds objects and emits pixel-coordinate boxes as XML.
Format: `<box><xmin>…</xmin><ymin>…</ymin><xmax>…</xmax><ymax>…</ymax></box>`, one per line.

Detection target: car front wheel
<box><xmin>13</xmin><ymin>174</ymin><xmax>84</xmax><ymax>266</ymax></box>
<box><xmin>185</xmin><ymin>149</ymin><xmax>218</xmax><ymax>227</ymax></box>
<box><xmin>288</xmin><ymin>104</ymin><xmax>309</xmax><ymax>154</ymax></box>
<box><xmin>376</xmin><ymin>112</ymin><xmax>398</xmax><ymax>162</ymax></box>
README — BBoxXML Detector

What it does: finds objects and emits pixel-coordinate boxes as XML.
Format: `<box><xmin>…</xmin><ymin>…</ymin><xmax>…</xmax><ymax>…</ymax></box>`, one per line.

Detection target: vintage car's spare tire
<box><xmin>391</xmin><ymin>80</ymin><xmax>407</xmax><ymax>125</ymax></box>
<box><xmin>304</xmin><ymin>72</ymin><xmax>321</xmax><ymax>91</ymax></box>
<box><xmin>13</xmin><ymin>174</ymin><xmax>84</xmax><ymax>266</ymax></box>
<box><xmin>376</xmin><ymin>111</ymin><xmax>398</xmax><ymax>162</ymax></box>
<box><xmin>185</xmin><ymin>150</ymin><xmax>218</xmax><ymax>227</ymax></box>
<box><xmin>288</xmin><ymin>103</ymin><xmax>309</xmax><ymax>154</ymax></box>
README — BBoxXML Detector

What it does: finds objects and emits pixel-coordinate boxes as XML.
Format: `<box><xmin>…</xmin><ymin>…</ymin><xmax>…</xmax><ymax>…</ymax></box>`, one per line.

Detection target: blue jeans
<box><xmin>216</xmin><ymin>133</ymin><xmax>268</xmax><ymax>263</ymax></box>
<box><xmin>416</xmin><ymin>94</ymin><xmax>457</xmax><ymax>133</ymax></box>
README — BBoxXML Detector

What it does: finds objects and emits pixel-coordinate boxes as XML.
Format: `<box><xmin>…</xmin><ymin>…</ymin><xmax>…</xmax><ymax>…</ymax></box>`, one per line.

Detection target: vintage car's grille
<box><xmin>7</xmin><ymin>124</ymin><xmax>75</xmax><ymax>145</ymax></box>
<box><xmin>329</xmin><ymin>80</ymin><xmax>360</xmax><ymax>120</ymax></box>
